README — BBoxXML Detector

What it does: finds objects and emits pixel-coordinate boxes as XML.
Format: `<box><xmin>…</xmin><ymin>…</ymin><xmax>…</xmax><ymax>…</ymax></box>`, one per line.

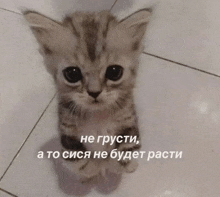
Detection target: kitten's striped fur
<box><xmin>24</xmin><ymin>9</ymin><xmax>151</xmax><ymax>181</ymax></box>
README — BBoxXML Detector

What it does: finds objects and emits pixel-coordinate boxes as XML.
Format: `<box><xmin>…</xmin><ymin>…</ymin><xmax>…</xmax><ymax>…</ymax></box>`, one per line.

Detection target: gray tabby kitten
<box><xmin>24</xmin><ymin>9</ymin><xmax>151</xmax><ymax>182</ymax></box>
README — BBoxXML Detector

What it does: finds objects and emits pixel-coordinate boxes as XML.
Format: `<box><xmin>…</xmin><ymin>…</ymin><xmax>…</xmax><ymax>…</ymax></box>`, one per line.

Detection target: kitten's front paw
<box><xmin>79</xmin><ymin>160</ymin><xmax>100</xmax><ymax>179</ymax></box>
<box><xmin>80</xmin><ymin>175</ymin><xmax>97</xmax><ymax>184</ymax></box>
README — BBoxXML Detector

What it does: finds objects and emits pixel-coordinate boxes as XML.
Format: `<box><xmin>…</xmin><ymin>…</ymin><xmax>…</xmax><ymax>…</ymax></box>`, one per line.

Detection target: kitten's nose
<box><xmin>87</xmin><ymin>91</ymin><xmax>101</xmax><ymax>99</ymax></box>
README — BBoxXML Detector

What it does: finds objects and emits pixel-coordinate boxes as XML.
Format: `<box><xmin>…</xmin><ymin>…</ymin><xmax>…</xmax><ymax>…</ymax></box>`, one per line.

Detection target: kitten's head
<box><xmin>24</xmin><ymin>9</ymin><xmax>151</xmax><ymax>112</ymax></box>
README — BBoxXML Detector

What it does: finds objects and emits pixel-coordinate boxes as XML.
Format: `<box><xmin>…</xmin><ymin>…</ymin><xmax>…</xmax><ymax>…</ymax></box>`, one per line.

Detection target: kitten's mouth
<box><xmin>87</xmin><ymin>98</ymin><xmax>105</xmax><ymax>109</ymax></box>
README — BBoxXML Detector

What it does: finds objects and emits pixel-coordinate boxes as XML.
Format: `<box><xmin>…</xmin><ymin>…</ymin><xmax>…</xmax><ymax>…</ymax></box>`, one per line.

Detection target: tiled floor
<box><xmin>0</xmin><ymin>189</ymin><xmax>15</xmax><ymax>197</ymax></box>
<box><xmin>0</xmin><ymin>8</ymin><xmax>55</xmax><ymax>181</ymax></box>
<box><xmin>112</xmin><ymin>0</ymin><xmax>220</xmax><ymax>76</ymax></box>
<box><xmin>1</xmin><ymin>0</ymin><xmax>220</xmax><ymax>197</ymax></box>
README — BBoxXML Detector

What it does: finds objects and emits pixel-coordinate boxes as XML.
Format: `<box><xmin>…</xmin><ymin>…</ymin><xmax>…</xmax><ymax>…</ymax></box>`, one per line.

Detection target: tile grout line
<box><xmin>110</xmin><ymin>0</ymin><xmax>118</xmax><ymax>11</ymax></box>
<box><xmin>143</xmin><ymin>52</ymin><xmax>220</xmax><ymax>79</ymax></box>
<box><xmin>0</xmin><ymin>93</ymin><xmax>57</xmax><ymax>182</ymax></box>
<box><xmin>0</xmin><ymin>188</ymin><xmax>18</xmax><ymax>197</ymax></box>
<box><xmin>0</xmin><ymin>8</ymin><xmax>21</xmax><ymax>15</ymax></box>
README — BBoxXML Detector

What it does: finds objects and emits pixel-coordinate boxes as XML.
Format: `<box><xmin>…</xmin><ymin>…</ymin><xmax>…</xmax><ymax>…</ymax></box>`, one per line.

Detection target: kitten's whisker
<box><xmin>71</xmin><ymin>105</ymin><xmax>77</xmax><ymax>115</ymax></box>
<box><xmin>115</xmin><ymin>100</ymin><xmax>123</xmax><ymax>109</ymax></box>
<box><xmin>68</xmin><ymin>101</ymin><xmax>77</xmax><ymax>116</ymax></box>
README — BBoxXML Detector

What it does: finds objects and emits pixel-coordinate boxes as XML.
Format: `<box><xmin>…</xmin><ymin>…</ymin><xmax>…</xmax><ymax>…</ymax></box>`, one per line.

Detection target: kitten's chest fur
<box><xmin>59</xmin><ymin>100</ymin><xmax>136</xmax><ymax>153</ymax></box>
<box><xmin>78</xmin><ymin>111</ymin><xmax>117</xmax><ymax>152</ymax></box>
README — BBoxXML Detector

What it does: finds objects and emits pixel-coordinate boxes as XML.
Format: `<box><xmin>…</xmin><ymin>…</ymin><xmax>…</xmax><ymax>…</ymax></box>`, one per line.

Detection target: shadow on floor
<box><xmin>40</xmin><ymin>137</ymin><xmax>122</xmax><ymax>196</ymax></box>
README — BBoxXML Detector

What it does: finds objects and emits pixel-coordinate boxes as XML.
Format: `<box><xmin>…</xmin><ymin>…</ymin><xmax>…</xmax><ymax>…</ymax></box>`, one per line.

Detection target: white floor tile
<box><xmin>0</xmin><ymin>0</ymin><xmax>17</xmax><ymax>13</ymax></box>
<box><xmin>0</xmin><ymin>190</ymin><xmax>14</xmax><ymax>197</ymax></box>
<box><xmin>112</xmin><ymin>0</ymin><xmax>220</xmax><ymax>76</ymax></box>
<box><xmin>1</xmin><ymin>54</ymin><xmax>220</xmax><ymax>197</ymax></box>
<box><xmin>0</xmin><ymin>0</ymin><xmax>116</xmax><ymax>20</ymax></box>
<box><xmin>0</xmin><ymin>10</ymin><xmax>55</xmax><ymax>178</ymax></box>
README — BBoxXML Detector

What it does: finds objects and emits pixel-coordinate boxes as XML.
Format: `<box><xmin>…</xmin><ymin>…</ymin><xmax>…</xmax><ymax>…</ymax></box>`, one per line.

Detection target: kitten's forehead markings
<box><xmin>66</xmin><ymin>12</ymin><xmax>117</xmax><ymax>63</ymax></box>
<box><xmin>82</xmin><ymin>18</ymin><xmax>99</xmax><ymax>62</ymax></box>
<box><xmin>63</xmin><ymin>16</ymin><xmax>80</xmax><ymax>38</ymax></box>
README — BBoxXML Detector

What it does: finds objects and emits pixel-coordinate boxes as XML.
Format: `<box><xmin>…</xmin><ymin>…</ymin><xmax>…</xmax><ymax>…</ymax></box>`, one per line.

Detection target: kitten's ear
<box><xmin>23</xmin><ymin>11</ymin><xmax>73</xmax><ymax>54</ymax></box>
<box><xmin>119</xmin><ymin>9</ymin><xmax>151</xmax><ymax>45</ymax></box>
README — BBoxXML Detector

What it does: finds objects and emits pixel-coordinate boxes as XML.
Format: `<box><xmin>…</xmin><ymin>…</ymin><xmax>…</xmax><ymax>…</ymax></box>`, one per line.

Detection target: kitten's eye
<box><xmin>63</xmin><ymin>67</ymin><xmax>82</xmax><ymax>83</ymax></box>
<box><xmin>105</xmin><ymin>65</ymin><xmax>123</xmax><ymax>81</ymax></box>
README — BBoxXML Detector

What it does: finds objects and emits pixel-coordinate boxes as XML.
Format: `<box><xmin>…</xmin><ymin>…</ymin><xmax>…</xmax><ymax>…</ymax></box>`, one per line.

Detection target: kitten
<box><xmin>24</xmin><ymin>9</ymin><xmax>151</xmax><ymax>182</ymax></box>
